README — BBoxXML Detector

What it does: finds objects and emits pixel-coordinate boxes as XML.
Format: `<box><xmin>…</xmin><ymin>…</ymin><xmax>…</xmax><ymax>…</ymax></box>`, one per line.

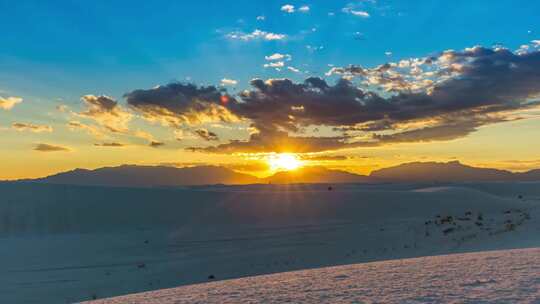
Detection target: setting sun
<box><xmin>267</xmin><ymin>153</ymin><xmax>303</xmax><ymax>171</ymax></box>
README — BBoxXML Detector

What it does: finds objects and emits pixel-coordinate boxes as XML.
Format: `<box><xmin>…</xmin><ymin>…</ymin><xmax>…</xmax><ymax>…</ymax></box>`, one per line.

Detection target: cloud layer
<box><xmin>116</xmin><ymin>46</ymin><xmax>540</xmax><ymax>153</ymax></box>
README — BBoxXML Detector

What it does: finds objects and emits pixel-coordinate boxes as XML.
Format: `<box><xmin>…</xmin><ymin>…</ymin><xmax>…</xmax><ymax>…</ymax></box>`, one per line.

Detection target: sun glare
<box><xmin>267</xmin><ymin>153</ymin><xmax>303</xmax><ymax>171</ymax></box>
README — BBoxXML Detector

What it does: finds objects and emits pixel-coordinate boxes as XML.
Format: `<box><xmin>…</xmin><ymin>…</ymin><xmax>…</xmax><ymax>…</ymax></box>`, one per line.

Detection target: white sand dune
<box><xmin>0</xmin><ymin>182</ymin><xmax>539</xmax><ymax>303</ymax></box>
<box><xmin>86</xmin><ymin>248</ymin><xmax>540</xmax><ymax>304</ymax></box>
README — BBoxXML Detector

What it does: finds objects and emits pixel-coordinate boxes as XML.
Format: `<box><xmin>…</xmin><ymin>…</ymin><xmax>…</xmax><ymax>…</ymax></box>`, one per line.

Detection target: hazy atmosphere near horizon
<box><xmin>2</xmin><ymin>0</ymin><xmax>540</xmax><ymax>180</ymax></box>
<box><xmin>2</xmin><ymin>1</ymin><xmax>540</xmax><ymax>304</ymax></box>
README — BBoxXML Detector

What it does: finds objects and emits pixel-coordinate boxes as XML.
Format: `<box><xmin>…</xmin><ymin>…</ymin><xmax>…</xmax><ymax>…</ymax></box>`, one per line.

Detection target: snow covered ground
<box><xmin>0</xmin><ymin>182</ymin><xmax>539</xmax><ymax>303</ymax></box>
<box><xmin>86</xmin><ymin>247</ymin><xmax>540</xmax><ymax>304</ymax></box>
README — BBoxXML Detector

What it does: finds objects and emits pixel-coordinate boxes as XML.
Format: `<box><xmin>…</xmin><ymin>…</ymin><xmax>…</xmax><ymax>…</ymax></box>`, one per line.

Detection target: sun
<box><xmin>267</xmin><ymin>153</ymin><xmax>303</xmax><ymax>171</ymax></box>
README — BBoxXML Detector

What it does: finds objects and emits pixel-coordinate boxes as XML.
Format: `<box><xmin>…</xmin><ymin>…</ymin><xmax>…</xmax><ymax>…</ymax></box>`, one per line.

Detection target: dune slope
<box><xmin>87</xmin><ymin>248</ymin><xmax>540</xmax><ymax>304</ymax></box>
<box><xmin>0</xmin><ymin>182</ymin><xmax>539</xmax><ymax>303</ymax></box>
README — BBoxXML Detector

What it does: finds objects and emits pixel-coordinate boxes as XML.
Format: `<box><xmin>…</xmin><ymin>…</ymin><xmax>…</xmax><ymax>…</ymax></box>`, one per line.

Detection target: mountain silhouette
<box><xmin>517</xmin><ymin>169</ymin><xmax>540</xmax><ymax>181</ymax></box>
<box><xmin>370</xmin><ymin>161</ymin><xmax>516</xmax><ymax>182</ymax></box>
<box><xmin>14</xmin><ymin>161</ymin><xmax>540</xmax><ymax>187</ymax></box>
<box><xmin>31</xmin><ymin>165</ymin><xmax>259</xmax><ymax>187</ymax></box>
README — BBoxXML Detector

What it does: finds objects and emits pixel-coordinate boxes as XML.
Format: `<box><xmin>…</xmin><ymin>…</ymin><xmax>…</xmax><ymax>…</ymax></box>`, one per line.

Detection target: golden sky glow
<box><xmin>1</xmin><ymin>114</ymin><xmax>540</xmax><ymax>180</ymax></box>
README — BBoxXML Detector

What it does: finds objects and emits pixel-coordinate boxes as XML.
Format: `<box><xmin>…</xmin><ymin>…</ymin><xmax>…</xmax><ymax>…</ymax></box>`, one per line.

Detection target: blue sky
<box><xmin>2</xmin><ymin>0</ymin><xmax>539</xmax><ymax>102</ymax></box>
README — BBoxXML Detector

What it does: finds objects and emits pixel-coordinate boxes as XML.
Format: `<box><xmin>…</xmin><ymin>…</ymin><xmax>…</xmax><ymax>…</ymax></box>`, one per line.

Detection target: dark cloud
<box><xmin>125</xmin><ymin>46</ymin><xmax>540</xmax><ymax>153</ymax></box>
<box><xmin>125</xmin><ymin>83</ymin><xmax>238</xmax><ymax>127</ymax></box>
<box><xmin>149</xmin><ymin>141</ymin><xmax>165</xmax><ymax>148</ymax></box>
<box><xmin>252</xmin><ymin>48</ymin><xmax>540</xmax><ymax>130</ymax></box>
<box><xmin>34</xmin><ymin>143</ymin><xmax>70</xmax><ymax>152</ymax></box>
<box><xmin>194</xmin><ymin>129</ymin><xmax>219</xmax><ymax>141</ymax></box>
<box><xmin>328</xmin><ymin>47</ymin><xmax>540</xmax><ymax>123</ymax></box>
<box><xmin>231</xmin><ymin>77</ymin><xmax>386</xmax><ymax>132</ymax></box>
<box><xmin>382</xmin><ymin>48</ymin><xmax>540</xmax><ymax>122</ymax></box>
<box><xmin>82</xmin><ymin>95</ymin><xmax>117</xmax><ymax>111</ymax></box>
<box><xmin>94</xmin><ymin>142</ymin><xmax>125</xmax><ymax>147</ymax></box>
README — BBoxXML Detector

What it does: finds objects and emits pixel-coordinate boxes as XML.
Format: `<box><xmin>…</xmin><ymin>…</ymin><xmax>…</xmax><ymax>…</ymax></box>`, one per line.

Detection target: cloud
<box><xmin>221</xmin><ymin>78</ymin><xmax>238</xmax><ymax>86</ymax></box>
<box><xmin>125</xmin><ymin>82</ymin><xmax>239</xmax><ymax>128</ymax></box>
<box><xmin>281</xmin><ymin>4</ymin><xmax>309</xmax><ymax>14</ymax></box>
<box><xmin>226</xmin><ymin>29</ymin><xmax>286</xmax><ymax>41</ymax></box>
<box><xmin>256</xmin><ymin>15</ymin><xmax>266</xmax><ymax>21</ymax></box>
<box><xmin>265</xmin><ymin>53</ymin><xmax>292</xmax><ymax>61</ymax></box>
<box><xmin>299</xmin><ymin>5</ymin><xmax>310</xmax><ymax>13</ymax></box>
<box><xmin>263</xmin><ymin>61</ymin><xmax>285</xmax><ymax>68</ymax></box>
<box><xmin>149</xmin><ymin>141</ymin><xmax>165</xmax><ymax>148</ymax></box>
<box><xmin>187</xmin><ymin>78</ymin><xmax>383</xmax><ymax>153</ymax></box>
<box><xmin>216</xmin><ymin>47</ymin><xmax>540</xmax><ymax>152</ymax></box>
<box><xmin>281</xmin><ymin>4</ymin><xmax>295</xmax><ymax>13</ymax></box>
<box><xmin>327</xmin><ymin>46</ymin><xmax>540</xmax><ymax>103</ymax></box>
<box><xmin>0</xmin><ymin>96</ymin><xmax>22</xmax><ymax>110</ymax></box>
<box><xmin>371</xmin><ymin>116</ymin><xmax>507</xmax><ymax>144</ymax></box>
<box><xmin>12</xmin><ymin>122</ymin><xmax>53</xmax><ymax>133</ymax></box>
<box><xmin>94</xmin><ymin>142</ymin><xmax>125</xmax><ymax>147</ymax></box>
<box><xmin>78</xmin><ymin>95</ymin><xmax>132</xmax><ymax>133</ymax></box>
<box><xmin>127</xmin><ymin>46</ymin><xmax>540</xmax><ymax>154</ymax></box>
<box><xmin>230</xmin><ymin>78</ymin><xmax>380</xmax><ymax>131</ymax></box>
<box><xmin>67</xmin><ymin>121</ymin><xmax>106</xmax><ymax>139</ymax></box>
<box><xmin>302</xmin><ymin>155</ymin><xmax>349</xmax><ymax>161</ymax></box>
<box><xmin>34</xmin><ymin>143</ymin><xmax>70</xmax><ymax>152</ymax></box>
<box><xmin>287</xmin><ymin>66</ymin><xmax>301</xmax><ymax>73</ymax></box>
<box><xmin>342</xmin><ymin>7</ymin><xmax>370</xmax><ymax>18</ymax></box>
<box><xmin>194</xmin><ymin>128</ymin><xmax>219</xmax><ymax>141</ymax></box>
<box><xmin>189</xmin><ymin>134</ymin><xmax>334</xmax><ymax>153</ymax></box>
<box><xmin>190</xmin><ymin>130</ymin><xmax>378</xmax><ymax>154</ymax></box>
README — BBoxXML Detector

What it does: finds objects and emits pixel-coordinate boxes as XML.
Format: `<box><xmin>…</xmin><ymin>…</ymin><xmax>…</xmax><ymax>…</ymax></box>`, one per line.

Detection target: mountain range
<box><xmin>28</xmin><ymin>165</ymin><xmax>259</xmax><ymax>187</ymax></box>
<box><xmin>370</xmin><ymin>161</ymin><xmax>540</xmax><ymax>182</ymax></box>
<box><xmin>12</xmin><ymin>161</ymin><xmax>540</xmax><ymax>187</ymax></box>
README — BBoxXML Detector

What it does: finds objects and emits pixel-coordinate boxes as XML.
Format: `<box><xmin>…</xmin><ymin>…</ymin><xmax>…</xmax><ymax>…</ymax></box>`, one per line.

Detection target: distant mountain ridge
<box><xmin>370</xmin><ymin>161</ymin><xmax>540</xmax><ymax>182</ymax></box>
<box><xmin>23</xmin><ymin>165</ymin><xmax>373</xmax><ymax>187</ymax></box>
<box><xmin>12</xmin><ymin>161</ymin><xmax>540</xmax><ymax>187</ymax></box>
<box><xmin>30</xmin><ymin>165</ymin><xmax>260</xmax><ymax>187</ymax></box>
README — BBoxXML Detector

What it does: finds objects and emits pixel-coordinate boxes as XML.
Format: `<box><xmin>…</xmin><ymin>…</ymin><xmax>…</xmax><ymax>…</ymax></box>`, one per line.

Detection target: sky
<box><xmin>1</xmin><ymin>0</ymin><xmax>540</xmax><ymax>179</ymax></box>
